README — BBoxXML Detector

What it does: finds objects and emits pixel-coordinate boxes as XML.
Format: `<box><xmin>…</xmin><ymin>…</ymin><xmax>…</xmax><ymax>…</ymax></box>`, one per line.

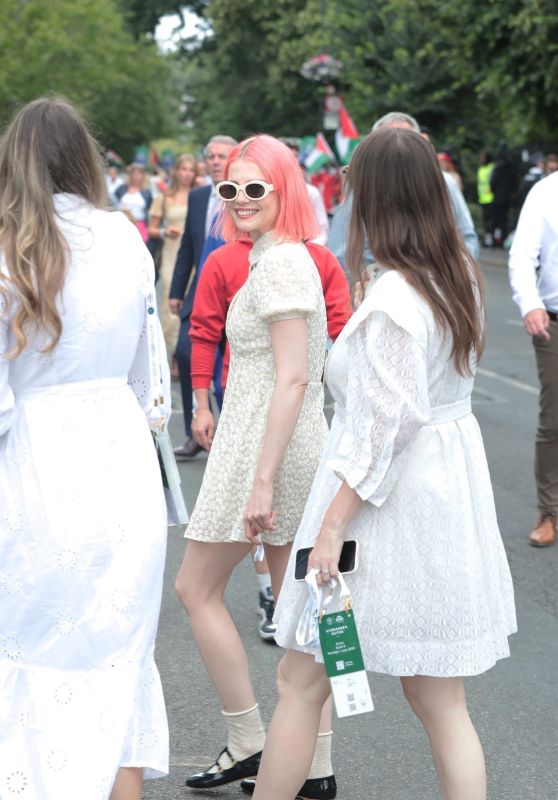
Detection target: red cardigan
<box><xmin>190</xmin><ymin>240</ymin><xmax>351</xmax><ymax>390</ymax></box>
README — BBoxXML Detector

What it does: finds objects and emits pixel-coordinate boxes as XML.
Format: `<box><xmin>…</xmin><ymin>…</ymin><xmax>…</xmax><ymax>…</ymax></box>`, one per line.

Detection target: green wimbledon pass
<box><xmin>319</xmin><ymin>607</ymin><xmax>374</xmax><ymax>717</ymax></box>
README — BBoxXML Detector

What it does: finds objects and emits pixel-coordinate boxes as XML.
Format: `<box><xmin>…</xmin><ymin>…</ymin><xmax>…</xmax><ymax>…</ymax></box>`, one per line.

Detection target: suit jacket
<box><xmin>169</xmin><ymin>184</ymin><xmax>211</xmax><ymax>320</ymax></box>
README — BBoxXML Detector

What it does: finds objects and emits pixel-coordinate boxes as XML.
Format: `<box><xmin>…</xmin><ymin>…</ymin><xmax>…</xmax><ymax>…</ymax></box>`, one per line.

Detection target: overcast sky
<box><xmin>155</xmin><ymin>11</ymin><xmax>207</xmax><ymax>51</ymax></box>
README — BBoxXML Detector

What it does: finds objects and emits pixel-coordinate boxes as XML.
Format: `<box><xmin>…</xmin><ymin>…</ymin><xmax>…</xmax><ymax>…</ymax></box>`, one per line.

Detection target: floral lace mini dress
<box><xmin>186</xmin><ymin>232</ymin><xmax>328</xmax><ymax>545</ymax></box>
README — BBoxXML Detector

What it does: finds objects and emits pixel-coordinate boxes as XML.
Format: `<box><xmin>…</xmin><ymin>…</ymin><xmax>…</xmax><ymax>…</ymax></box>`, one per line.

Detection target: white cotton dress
<box><xmin>0</xmin><ymin>195</ymin><xmax>169</xmax><ymax>798</ymax></box>
<box><xmin>275</xmin><ymin>268</ymin><xmax>517</xmax><ymax>677</ymax></box>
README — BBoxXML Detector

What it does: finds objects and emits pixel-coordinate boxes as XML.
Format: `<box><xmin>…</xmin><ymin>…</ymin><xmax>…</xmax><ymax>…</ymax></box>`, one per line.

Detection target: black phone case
<box><xmin>294</xmin><ymin>540</ymin><xmax>357</xmax><ymax>580</ymax></box>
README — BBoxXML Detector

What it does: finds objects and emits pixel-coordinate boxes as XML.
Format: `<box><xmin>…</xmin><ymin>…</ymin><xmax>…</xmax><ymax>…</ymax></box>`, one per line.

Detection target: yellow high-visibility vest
<box><xmin>477</xmin><ymin>164</ymin><xmax>494</xmax><ymax>204</ymax></box>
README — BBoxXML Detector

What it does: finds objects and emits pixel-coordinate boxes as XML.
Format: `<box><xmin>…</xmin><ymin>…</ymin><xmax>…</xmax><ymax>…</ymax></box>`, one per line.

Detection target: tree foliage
<box><xmin>179</xmin><ymin>0</ymin><xmax>558</xmax><ymax>153</ymax></box>
<box><xmin>0</xmin><ymin>0</ymin><xmax>176</xmax><ymax>160</ymax></box>
<box><xmin>118</xmin><ymin>0</ymin><xmax>199</xmax><ymax>37</ymax></box>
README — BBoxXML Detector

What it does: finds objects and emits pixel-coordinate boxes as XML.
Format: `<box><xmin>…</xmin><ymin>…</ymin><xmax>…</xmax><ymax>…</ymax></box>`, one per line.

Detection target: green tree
<box><xmin>0</xmin><ymin>0</ymin><xmax>177</xmax><ymax>160</ymax></box>
<box><xmin>179</xmin><ymin>0</ymin><xmax>558</xmax><ymax>156</ymax></box>
<box><xmin>178</xmin><ymin>0</ymin><xmax>328</xmax><ymax>142</ymax></box>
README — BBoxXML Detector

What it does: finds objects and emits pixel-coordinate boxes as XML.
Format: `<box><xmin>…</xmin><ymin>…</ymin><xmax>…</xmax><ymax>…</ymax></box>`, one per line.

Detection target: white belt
<box><xmin>333</xmin><ymin>397</ymin><xmax>471</xmax><ymax>426</ymax></box>
<box><xmin>426</xmin><ymin>398</ymin><xmax>471</xmax><ymax>425</ymax></box>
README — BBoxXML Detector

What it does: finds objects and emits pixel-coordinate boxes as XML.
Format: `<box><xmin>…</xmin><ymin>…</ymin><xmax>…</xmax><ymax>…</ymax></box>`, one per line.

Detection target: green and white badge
<box><xmin>297</xmin><ymin>571</ymin><xmax>374</xmax><ymax>718</ymax></box>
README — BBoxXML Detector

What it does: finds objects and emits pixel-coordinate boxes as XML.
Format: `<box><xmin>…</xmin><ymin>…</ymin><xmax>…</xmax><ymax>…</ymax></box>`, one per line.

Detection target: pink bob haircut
<box><xmin>219</xmin><ymin>134</ymin><xmax>320</xmax><ymax>243</ymax></box>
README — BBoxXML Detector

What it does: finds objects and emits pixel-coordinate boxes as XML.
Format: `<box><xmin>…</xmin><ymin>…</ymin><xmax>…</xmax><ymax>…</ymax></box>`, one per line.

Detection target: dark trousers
<box><xmin>481</xmin><ymin>203</ymin><xmax>494</xmax><ymax>237</ymax></box>
<box><xmin>176</xmin><ymin>317</ymin><xmax>194</xmax><ymax>437</ymax></box>
<box><xmin>492</xmin><ymin>202</ymin><xmax>510</xmax><ymax>243</ymax></box>
<box><xmin>533</xmin><ymin>319</ymin><xmax>558</xmax><ymax>515</ymax></box>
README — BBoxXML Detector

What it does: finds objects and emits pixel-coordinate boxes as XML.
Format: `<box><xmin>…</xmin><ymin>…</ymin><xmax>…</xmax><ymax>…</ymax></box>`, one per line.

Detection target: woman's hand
<box><xmin>192</xmin><ymin>408</ymin><xmax>215</xmax><ymax>451</ymax></box>
<box><xmin>243</xmin><ymin>481</ymin><xmax>276</xmax><ymax>544</ymax></box>
<box><xmin>307</xmin><ymin>517</ymin><xmax>347</xmax><ymax>585</ymax></box>
<box><xmin>166</xmin><ymin>225</ymin><xmax>181</xmax><ymax>240</ymax></box>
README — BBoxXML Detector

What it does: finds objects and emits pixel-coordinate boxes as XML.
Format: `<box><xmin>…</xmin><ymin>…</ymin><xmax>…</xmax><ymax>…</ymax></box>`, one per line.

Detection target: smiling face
<box><xmin>226</xmin><ymin>158</ymin><xmax>280</xmax><ymax>242</ymax></box>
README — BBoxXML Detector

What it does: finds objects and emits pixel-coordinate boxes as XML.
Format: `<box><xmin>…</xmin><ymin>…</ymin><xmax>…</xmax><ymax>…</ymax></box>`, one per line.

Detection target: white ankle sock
<box><xmin>256</xmin><ymin>573</ymin><xmax>273</xmax><ymax>598</ymax></box>
<box><xmin>222</xmin><ymin>703</ymin><xmax>266</xmax><ymax>762</ymax></box>
<box><xmin>307</xmin><ymin>730</ymin><xmax>333</xmax><ymax>779</ymax></box>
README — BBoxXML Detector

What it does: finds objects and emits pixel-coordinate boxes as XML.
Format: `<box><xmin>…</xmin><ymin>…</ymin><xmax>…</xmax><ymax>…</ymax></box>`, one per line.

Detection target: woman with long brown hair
<box><xmin>248</xmin><ymin>127</ymin><xmax>516</xmax><ymax>800</ymax></box>
<box><xmin>148</xmin><ymin>153</ymin><xmax>197</xmax><ymax>353</ymax></box>
<box><xmin>0</xmin><ymin>98</ymin><xmax>169</xmax><ymax>799</ymax></box>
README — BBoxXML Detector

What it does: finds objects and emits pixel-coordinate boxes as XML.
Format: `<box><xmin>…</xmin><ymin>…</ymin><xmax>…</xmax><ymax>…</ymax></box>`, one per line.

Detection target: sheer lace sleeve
<box><xmin>328</xmin><ymin>310</ymin><xmax>430</xmax><ymax>506</ymax></box>
<box><xmin>127</xmin><ymin>244</ymin><xmax>171</xmax><ymax>421</ymax></box>
<box><xmin>0</xmin><ymin>287</ymin><xmax>16</xmax><ymax>437</ymax></box>
<box><xmin>252</xmin><ymin>246</ymin><xmax>316</xmax><ymax>323</ymax></box>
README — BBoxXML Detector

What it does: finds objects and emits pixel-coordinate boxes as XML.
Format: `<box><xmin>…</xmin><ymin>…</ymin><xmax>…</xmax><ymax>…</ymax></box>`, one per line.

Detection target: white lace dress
<box><xmin>0</xmin><ymin>195</ymin><xmax>169</xmax><ymax>798</ymax></box>
<box><xmin>186</xmin><ymin>232</ymin><xmax>328</xmax><ymax>545</ymax></box>
<box><xmin>274</xmin><ymin>268</ymin><xmax>517</xmax><ymax>676</ymax></box>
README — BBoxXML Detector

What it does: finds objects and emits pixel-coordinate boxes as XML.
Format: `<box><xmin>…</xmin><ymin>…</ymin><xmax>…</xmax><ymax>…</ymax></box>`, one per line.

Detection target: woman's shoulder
<box><xmin>257</xmin><ymin>239</ymin><xmax>313</xmax><ymax>271</ymax></box>
<box><xmin>348</xmin><ymin>268</ymin><xmax>432</xmax><ymax>346</ymax></box>
<box><xmin>369</xmin><ymin>268</ymin><xmax>430</xmax><ymax>313</ymax></box>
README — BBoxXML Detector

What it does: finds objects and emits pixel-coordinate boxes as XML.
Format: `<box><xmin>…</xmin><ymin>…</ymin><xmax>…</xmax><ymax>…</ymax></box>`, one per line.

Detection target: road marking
<box><xmin>472</xmin><ymin>386</ymin><xmax>507</xmax><ymax>404</ymax></box>
<box><xmin>505</xmin><ymin>318</ymin><xmax>524</xmax><ymax>328</ymax></box>
<box><xmin>477</xmin><ymin>367</ymin><xmax>538</xmax><ymax>396</ymax></box>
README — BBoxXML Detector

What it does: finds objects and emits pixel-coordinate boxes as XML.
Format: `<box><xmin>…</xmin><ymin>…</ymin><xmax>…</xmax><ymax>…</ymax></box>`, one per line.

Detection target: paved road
<box><xmin>146</xmin><ymin>250</ymin><xmax>558</xmax><ymax>800</ymax></box>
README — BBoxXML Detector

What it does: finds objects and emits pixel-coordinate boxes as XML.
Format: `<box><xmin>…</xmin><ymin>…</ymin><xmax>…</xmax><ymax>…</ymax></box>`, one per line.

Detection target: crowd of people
<box><xmin>3</xmin><ymin>92</ymin><xmax>556</xmax><ymax>800</ymax></box>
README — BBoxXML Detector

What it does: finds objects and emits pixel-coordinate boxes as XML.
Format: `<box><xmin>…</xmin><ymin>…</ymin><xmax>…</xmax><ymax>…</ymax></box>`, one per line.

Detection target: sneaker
<box><xmin>258</xmin><ymin>591</ymin><xmax>277</xmax><ymax>641</ymax></box>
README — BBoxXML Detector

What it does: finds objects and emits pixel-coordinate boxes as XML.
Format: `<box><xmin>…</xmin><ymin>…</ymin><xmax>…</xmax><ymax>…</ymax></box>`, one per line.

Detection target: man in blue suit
<box><xmin>169</xmin><ymin>135</ymin><xmax>237</xmax><ymax>458</ymax></box>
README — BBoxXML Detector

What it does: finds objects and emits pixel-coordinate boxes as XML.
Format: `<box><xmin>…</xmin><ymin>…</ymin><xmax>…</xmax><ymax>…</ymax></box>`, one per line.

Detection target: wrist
<box><xmin>254</xmin><ymin>474</ymin><xmax>273</xmax><ymax>489</ymax></box>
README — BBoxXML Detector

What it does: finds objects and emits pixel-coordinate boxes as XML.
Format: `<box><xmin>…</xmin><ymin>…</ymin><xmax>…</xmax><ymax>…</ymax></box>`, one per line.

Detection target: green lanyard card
<box><xmin>317</xmin><ymin>578</ymin><xmax>374</xmax><ymax>718</ymax></box>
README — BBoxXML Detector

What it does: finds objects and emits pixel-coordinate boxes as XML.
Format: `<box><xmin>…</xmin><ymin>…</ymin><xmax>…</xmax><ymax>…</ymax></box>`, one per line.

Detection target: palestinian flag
<box><xmin>304</xmin><ymin>133</ymin><xmax>336</xmax><ymax>174</ymax></box>
<box><xmin>105</xmin><ymin>149</ymin><xmax>124</xmax><ymax>166</ymax></box>
<box><xmin>335</xmin><ymin>106</ymin><xmax>360</xmax><ymax>165</ymax></box>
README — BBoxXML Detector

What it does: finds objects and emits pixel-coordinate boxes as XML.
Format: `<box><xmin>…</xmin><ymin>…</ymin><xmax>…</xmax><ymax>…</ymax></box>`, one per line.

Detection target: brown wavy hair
<box><xmin>346</xmin><ymin>127</ymin><xmax>484</xmax><ymax>376</ymax></box>
<box><xmin>0</xmin><ymin>97</ymin><xmax>107</xmax><ymax>358</ymax></box>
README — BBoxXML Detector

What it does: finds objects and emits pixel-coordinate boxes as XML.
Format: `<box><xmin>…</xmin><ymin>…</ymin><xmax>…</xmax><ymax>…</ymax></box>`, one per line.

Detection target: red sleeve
<box><xmin>190</xmin><ymin>253</ymin><xmax>227</xmax><ymax>389</ymax></box>
<box><xmin>305</xmin><ymin>243</ymin><xmax>352</xmax><ymax>340</ymax></box>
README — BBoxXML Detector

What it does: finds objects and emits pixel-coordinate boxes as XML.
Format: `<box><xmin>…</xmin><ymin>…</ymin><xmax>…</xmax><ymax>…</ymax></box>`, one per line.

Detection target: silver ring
<box><xmin>320</xmin><ymin>568</ymin><xmax>330</xmax><ymax>575</ymax></box>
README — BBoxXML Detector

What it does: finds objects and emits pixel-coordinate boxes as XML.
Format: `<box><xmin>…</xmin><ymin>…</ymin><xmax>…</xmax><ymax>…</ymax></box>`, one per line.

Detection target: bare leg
<box><xmin>262</xmin><ymin>541</ymin><xmax>292</xmax><ymax>601</ymax></box>
<box><xmin>401</xmin><ymin>675</ymin><xmax>486</xmax><ymax>800</ymax></box>
<box><xmin>252</xmin><ymin>650</ymin><xmax>331</xmax><ymax>800</ymax></box>
<box><xmin>109</xmin><ymin>767</ymin><xmax>142</xmax><ymax>800</ymax></box>
<box><xmin>264</xmin><ymin>542</ymin><xmax>333</xmax><ymax>737</ymax></box>
<box><xmin>175</xmin><ymin>539</ymin><xmax>254</xmax><ymax>711</ymax></box>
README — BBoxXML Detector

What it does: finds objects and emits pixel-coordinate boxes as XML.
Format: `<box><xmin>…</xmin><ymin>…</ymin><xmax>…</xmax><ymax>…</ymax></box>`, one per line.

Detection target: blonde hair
<box><xmin>167</xmin><ymin>153</ymin><xmax>197</xmax><ymax>196</ymax></box>
<box><xmin>0</xmin><ymin>97</ymin><xmax>107</xmax><ymax>358</ymax></box>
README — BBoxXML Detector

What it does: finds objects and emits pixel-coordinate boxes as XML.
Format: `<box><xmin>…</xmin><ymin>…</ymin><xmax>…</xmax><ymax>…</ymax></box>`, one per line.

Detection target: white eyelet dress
<box><xmin>186</xmin><ymin>232</ymin><xmax>328</xmax><ymax>545</ymax></box>
<box><xmin>274</xmin><ymin>268</ymin><xmax>517</xmax><ymax>677</ymax></box>
<box><xmin>0</xmin><ymin>195</ymin><xmax>169</xmax><ymax>798</ymax></box>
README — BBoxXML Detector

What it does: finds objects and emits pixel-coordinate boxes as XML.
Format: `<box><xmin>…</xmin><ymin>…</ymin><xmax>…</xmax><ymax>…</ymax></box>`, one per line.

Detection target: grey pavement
<box><xmin>146</xmin><ymin>248</ymin><xmax>558</xmax><ymax>800</ymax></box>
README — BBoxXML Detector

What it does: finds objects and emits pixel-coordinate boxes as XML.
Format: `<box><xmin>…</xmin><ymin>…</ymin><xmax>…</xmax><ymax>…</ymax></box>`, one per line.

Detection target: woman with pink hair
<box><xmin>175</xmin><ymin>135</ymin><xmax>337</xmax><ymax>798</ymax></box>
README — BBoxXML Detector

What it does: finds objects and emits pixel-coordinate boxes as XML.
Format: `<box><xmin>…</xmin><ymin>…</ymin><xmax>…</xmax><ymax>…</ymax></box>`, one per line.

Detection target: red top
<box><xmin>190</xmin><ymin>240</ymin><xmax>351</xmax><ymax>390</ymax></box>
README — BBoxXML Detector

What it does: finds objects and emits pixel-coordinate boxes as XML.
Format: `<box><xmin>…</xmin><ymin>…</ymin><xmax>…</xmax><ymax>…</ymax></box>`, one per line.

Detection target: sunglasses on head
<box><xmin>216</xmin><ymin>180</ymin><xmax>275</xmax><ymax>202</ymax></box>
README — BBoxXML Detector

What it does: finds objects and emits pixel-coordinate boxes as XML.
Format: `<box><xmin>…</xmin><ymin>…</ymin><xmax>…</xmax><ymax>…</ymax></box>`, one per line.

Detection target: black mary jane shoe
<box><xmin>240</xmin><ymin>774</ymin><xmax>337</xmax><ymax>799</ymax></box>
<box><xmin>185</xmin><ymin>747</ymin><xmax>262</xmax><ymax>789</ymax></box>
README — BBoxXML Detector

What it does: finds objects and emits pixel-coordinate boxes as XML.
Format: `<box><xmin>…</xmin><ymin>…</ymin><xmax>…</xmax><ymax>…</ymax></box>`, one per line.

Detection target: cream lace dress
<box><xmin>274</xmin><ymin>268</ymin><xmax>517</xmax><ymax>676</ymax></box>
<box><xmin>186</xmin><ymin>232</ymin><xmax>328</xmax><ymax>545</ymax></box>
